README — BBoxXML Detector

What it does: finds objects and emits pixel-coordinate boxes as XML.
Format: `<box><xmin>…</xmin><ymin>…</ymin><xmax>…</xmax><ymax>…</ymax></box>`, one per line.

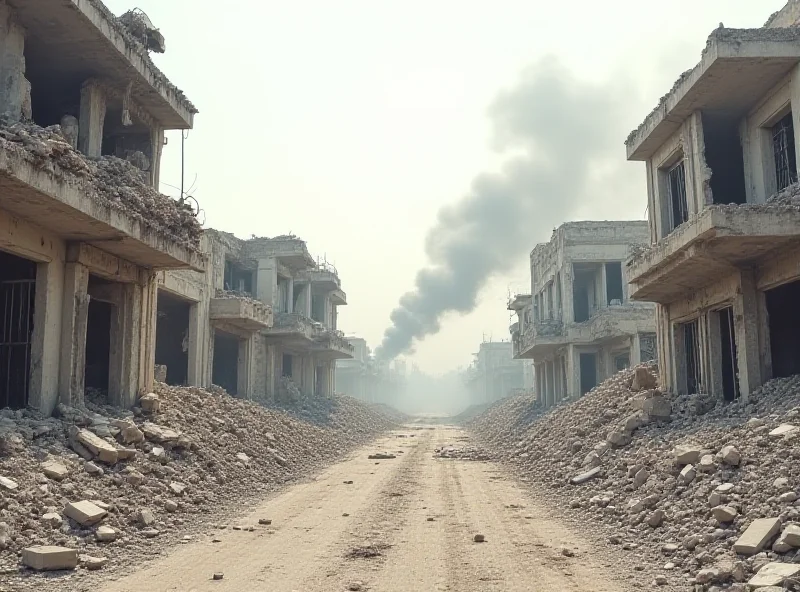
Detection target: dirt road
<box><xmin>100</xmin><ymin>426</ymin><xmax>629</xmax><ymax>592</ymax></box>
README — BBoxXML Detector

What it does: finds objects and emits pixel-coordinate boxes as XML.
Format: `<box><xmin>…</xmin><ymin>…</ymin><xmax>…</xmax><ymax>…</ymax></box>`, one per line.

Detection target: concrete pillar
<box><xmin>734</xmin><ymin>269</ymin><xmax>764</xmax><ymax>402</ymax></box>
<box><xmin>78</xmin><ymin>80</ymin><xmax>107</xmax><ymax>158</ymax></box>
<box><xmin>707</xmin><ymin>311</ymin><xmax>725</xmax><ymax>400</ymax></box>
<box><xmin>0</xmin><ymin>5</ymin><xmax>26</xmax><ymax>122</ymax></box>
<box><xmin>186</xmin><ymin>301</ymin><xmax>205</xmax><ymax>387</ymax></box>
<box><xmin>566</xmin><ymin>345</ymin><xmax>580</xmax><ymax>400</ymax></box>
<box><xmin>562</xmin><ymin>265</ymin><xmax>575</xmax><ymax>324</ymax></box>
<box><xmin>332</xmin><ymin>305</ymin><xmax>338</xmax><ymax>330</ymax></box>
<box><xmin>58</xmin><ymin>261</ymin><xmax>90</xmax><ymax>406</ymax></box>
<box><xmin>265</xmin><ymin>344</ymin><xmax>276</xmax><ymax>401</ymax></box>
<box><xmin>286</xmin><ymin>278</ymin><xmax>294</xmax><ymax>313</ymax></box>
<box><xmin>301</xmin><ymin>355</ymin><xmax>314</xmax><ymax>396</ymax></box>
<box><xmin>150</xmin><ymin>125</ymin><xmax>164</xmax><ymax>188</ymax></box>
<box><xmin>631</xmin><ymin>333</ymin><xmax>643</xmax><ymax>366</ymax></box>
<box><xmin>600</xmin><ymin>264</ymin><xmax>608</xmax><ymax>308</ymax></box>
<box><xmin>236</xmin><ymin>335</ymin><xmax>253</xmax><ymax>399</ymax></box>
<box><xmin>29</xmin><ymin>260</ymin><xmax>64</xmax><ymax>415</ymax></box>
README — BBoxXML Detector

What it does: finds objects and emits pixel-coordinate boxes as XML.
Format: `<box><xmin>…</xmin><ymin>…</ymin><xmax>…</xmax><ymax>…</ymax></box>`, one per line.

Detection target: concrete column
<box><xmin>300</xmin><ymin>355</ymin><xmax>315</xmax><ymax>396</ymax></box>
<box><xmin>78</xmin><ymin>80</ymin><xmax>107</xmax><ymax>158</ymax></box>
<box><xmin>137</xmin><ymin>272</ymin><xmax>158</xmax><ymax>403</ymax></box>
<box><xmin>734</xmin><ymin>269</ymin><xmax>764</xmax><ymax>402</ymax></box>
<box><xmin>286</xmin><ymin>278</ymin><xmax>294</xmax><ymax>313</ymax></box>
<box><xmin>562</xmin><ymin>265</ymin><xmax>575</xmax><ymax>324</ymax></box>
<box><xmin>186</xmin><ymin>301</ymin><xmax>205</xmax><ymax>387</ymax></box>
<box><xmin>566</xmin><ymin>345</ymin><xmax>580</xmax><ymax>400</ymax></box>
<box><xmin>631</xmin><ymin>333</ymin><xmax>643</xmax><ymax>366</ymax></box>
<box><xmin>332</xmin><ymin>305</ymin><xmax>338</xmax><ymax>330</ymax></box>
<box><xmin>600</xmin><ymin>264</ymin><xmax>608</xmax><ymax>308</ymax></box>
<box><xmin>707</xmin><ymin>310</ymin><xmax>725</xmax><ymax>400</ymax></box>
<box><xmin>265</xmin><ymin>344</ymin><xmax>276</xmax><ymax>401</ymax></box>
<box><xmin>150</xmin><ymin>125</ymin><xmax>164</xmax><ymax>188</ymax></box>
<box><xmin>58</xmin><ymin>261</ymin><xmax>90</xmax><ymax>407</ymax></box>
<box><xmin>29</xmin><ymin>260</ymin><xmax>64</xmax><ymax>415</ymax></box>
<box><xmin>236</xmin><ymin>336</ymin><xmax>252</xmax><ymax>399</ymax></box>
<box><xmin>0</xmin><ymin>5</ymin><xmax>26</xmax><ymax>122</ymax></box>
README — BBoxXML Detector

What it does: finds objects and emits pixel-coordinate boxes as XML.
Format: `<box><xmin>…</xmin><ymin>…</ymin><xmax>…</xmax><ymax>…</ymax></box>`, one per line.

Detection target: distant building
<box><xmin>463</xmin><ymin>341</ymin><xmax>526</xmax><ymax>405</ymax></box>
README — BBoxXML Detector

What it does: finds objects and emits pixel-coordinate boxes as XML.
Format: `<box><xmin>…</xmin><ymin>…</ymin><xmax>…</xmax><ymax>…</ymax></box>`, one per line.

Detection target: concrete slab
<box><xmin>41</xmin><ymin>460</ymin><xmax>69</xmax><ymax>481</ymax></box>
<box><xmin>748</xmin><ymin>561</ymin><xmax>800</xmax><ymax>588</ymax></box>
<box><xmin>64</xmin><ymin>500</ymin><xmax>107</xmax><ymax>527</ymax></box>
<box><xmin>76</xmin><ymin>429</ymin><xmax>118</xmax><ymax>464</ymax></box>
<box><xmin>733</xmin><ymin>517</ymin><xmax>782</xmax><ymax>555</ymax></box>
<box><xmin>21</xmin><ymin>546</ymin><xmax>78</xmax><ymax>571</ymax></box>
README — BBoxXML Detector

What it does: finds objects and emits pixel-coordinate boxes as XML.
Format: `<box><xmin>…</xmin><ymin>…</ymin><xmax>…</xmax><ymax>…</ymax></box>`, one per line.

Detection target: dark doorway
<box><xmin>282</xmin><ymin>353</ymin><xmax>293</xmax><ymax>378</ymax></box>
<box><xmin>85</xmin><ymin>299</ymin><xmax>112</xmax><ymax>394</ymax></box>
<box><xmin>702</xmin><ymin>112</ymin><xmax>747</xmax><ymax>205</ymax></box>
<box><xmin>682</xmin><ymin>319</ymin><xmax>702</xmax><ymax>394</ymax></box>
<box><xmin>155</xmin><ymin>291</ymin><xmax>191</xmax><ymax>386</ymax></box>
<box><xmin>0</xmin><ymin>250</ymin><xmax>36</xmax><ymax>409</ymax></box>
<box><xmin>718</xmin><ymin>307</ymin><xmax>740</xmax><ymax>401</ymax></box>
<box><xmin>773</xmin><ymin>111</ymin><xmax>798</xmax><ymax>191</ymax></box>
<box><xmin>212</xmin><ymin>331</ymin><xmax>239</xmax><ymax>394</ymax></box>
<box><xmin>579</xmin><ymin>353</ymin><xmax>597</xmax><ymax>395</ymax></box>
<box><xmin>573</xmin><ymin>270</ymin><xmax>593</xmax><ymax>323</ymax></box>
<box><xmin>766</xmin><ymin>280</ymin><xmax>800</xmax><ymax>378</ymax></box>
<box><xmin>605</xmin><ymin>262</ymin><xmax>624</xmax><ymax>304</ymax></box>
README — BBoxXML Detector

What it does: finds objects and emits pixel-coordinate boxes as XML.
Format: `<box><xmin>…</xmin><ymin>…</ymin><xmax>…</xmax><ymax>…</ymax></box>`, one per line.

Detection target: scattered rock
<box><xmin>22</xmin><ymin>546</ymin><xmax>78</xmax><ymax>571</ymax></box>
<box><xmin>212</xmin><ymin>572</ymin><xmax>224</xmax><ymax>580</ymax></box>
<box><xmin>733</xmin><ymin>517</ymin><xmax>781</xmax><ymax>555</ymax></box>
<box><xmin>95</xmin><ymin>526</ymin><xmax>117</xmax><ymax>542</ymax></box>
<box><xmin>64</xmin><ymin>500</ymin><xmax>107</xmax><ymax>527</ymax></box>
<box><xmin>139</xmin><ymin>393</ymin><xmax>161</xmax><ymax>414</ymax></box>
<box><xmin>41</xmin><ymin>460</ymin><xmax>68</xmax><ymax>481</ymax></box>
<box><xmin>80</xmin><ymin>554</ymin><xmax>108</xmax><ymax>570</ymax></box>
<box><xmin>473</xmin><ymin>534</ymin><xmax>485</xmax><ymax>543</ymax></box>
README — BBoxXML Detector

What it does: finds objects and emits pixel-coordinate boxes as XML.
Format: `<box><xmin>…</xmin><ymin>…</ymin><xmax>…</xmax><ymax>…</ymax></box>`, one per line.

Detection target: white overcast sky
<box><xmin>105</xmin><ymin>0</ymin><xmax>783</xmax><ymax>374</ymax></box>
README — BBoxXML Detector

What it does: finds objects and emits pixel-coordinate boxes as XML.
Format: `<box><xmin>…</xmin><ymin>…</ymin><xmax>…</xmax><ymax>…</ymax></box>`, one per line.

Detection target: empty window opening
<box><xmin>85</xmin><ymin>299</ymin><xmax>112</xmax><ymax>399</ymax></box>
<box><xmin>282</xmin><ymin>353</ymin><xmax>293</xmax><ymax>378</ymax></box>
<box><xmin>101</xmin><ymin>107</ymin><xmax>154</xmax><ymax>180</ymax></box>
<box><xmin>605</xmin><ymin>262</ymin><xmax>624</xmax><ymax>305</ymax></box>
<box><xmin>0</xmin><ymin>250</ymin><xmax>36</xmax><ymax>409</ymax></box>
<box><xmin>573</xmin><ymin>266</ymin><xmax>597</xmax><ymax>323</ymax></box>
<box><xmin>276</xmin><ymin>277</ymin><xmax>291</xmax><ymax>313</ymax></box>
<box><xmin>223</xmin><ymin>260</ymin><xmax>253</xmax><ymax>296</ymax></box>
<box><xmin>717</xmin><ymin>307</ymin><xmax>740</xmax><ymax>401</ymax></box>
<box><xmin>667</xmin><ymin>160</ymin><xmax>689</xmax><ymax>232</ymax></box>
<box><xmin>614</xmin><ymin>352</ymin><xmax>631</xmax><ymax>372</ymax></box>
<box><xmin>212</xmin><ymin>331</ymin><xmax>239</xmax><ymax>395</ymax></box>
<box><xmin>766</xmin><ymin>279</ymin><xmax>800</xmax><ymax>378</ymax></box>
<box><xmin>773</xmin><ymin>112</ymin><xmax>797</xmax><ymax>192</ymax></box>
<box><xmin>23</xmin><ymin>39</ymin><xmax>82</xmax><ymax>128</ymax></box>
<box><xmin>702</xmin><ymin>113</ymin><xmax>747</xmax><ymax>205</ymax></box>
<box><xmin>311</xmin><ymin>294</ymin><xmax>325</xmax><ymax>323</ymax></box>
<box><xmin>681</xmin><ymin>319</ymin><xmax>702</xmax><ymax>395</ymax></box>
<box><xmin>579</xmin><ymin>353</ymin><xmax>598</xmax><ymax>395</ymax></box>
<box><xmin>639</xmin><ymin>332</ymin><xmax>658</xmax><ymax>363</ymax></box>
<box><xmin>154</xmin><ymin>291</ymin><xmax>191</xmax><ymax>386</ymax></box>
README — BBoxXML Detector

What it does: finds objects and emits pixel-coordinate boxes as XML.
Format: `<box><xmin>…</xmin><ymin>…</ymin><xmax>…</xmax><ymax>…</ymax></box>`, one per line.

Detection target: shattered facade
<box><xmin>463</xmin><ymin>341</ymin><xmax>527</xmax><ymax>406</ymax></box>
<box><xmin>157</xmin><ymin>232</ymin><xmax>352</xmax><ymax>401</ymax></box>
<box><xmin>626</xmin><ymin>0</ymin><xmax>800</xmax><ymax>403</ymax></box>
<box><xmin>0</xmin><ymin>0</ymin><xmax>202</xmax><ymax>415</ymax></box>
<box><xmin>510</xmin><ymin>222</ymin><xmax>657</xmax><ymax>408</ymax></box>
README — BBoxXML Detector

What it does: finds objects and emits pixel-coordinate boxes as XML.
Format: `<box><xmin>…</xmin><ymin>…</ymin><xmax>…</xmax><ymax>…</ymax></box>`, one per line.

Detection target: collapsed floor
<box><xmin>468</xmin><ymin>366</ymin><xmax>800</xmax><ymax>591</ymax></box>
<box><xmin>0</xmin><ymin>384</ymin><xmax>398</xmax><ymax>589</ymax></box>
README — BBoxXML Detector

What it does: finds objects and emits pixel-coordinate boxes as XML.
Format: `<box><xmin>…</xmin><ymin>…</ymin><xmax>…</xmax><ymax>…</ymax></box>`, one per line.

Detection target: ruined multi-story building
<box><xmin>156</xmin><ymin>232</ymin><xmax>353</xmax><ymax>400</ymax></box>
<box><xmin>0</xmin><ymin>0</ymin><xmax>202</xmax><ymax>414</ymax></box>
<box><xmin>625</xmin><ymin>0</ymin><xmax>800</xmax><ymax>403</ymax></box>
<box><xmin>464</xmin><ymin>341</ymin><xmax>527</xmax><ymax>405</ymax></box>
<box><xmin>509</xmin><ymin>222</ymin><xmax>657</xmax><ymax>408</ymax></box>
<box><xmin>335</xmin><ymin>337</ymin><xmax>370</xmax><ymax>400</ymax></box>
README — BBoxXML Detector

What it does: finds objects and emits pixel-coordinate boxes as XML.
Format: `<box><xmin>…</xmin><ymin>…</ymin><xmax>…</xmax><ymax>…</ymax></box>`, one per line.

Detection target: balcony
<box><xmin>627</xmin><ymin>28</ymin><xmax>800</xmax><ymax>161</ymax></box>
<box><xmin>244</xmin><ymin>237</ymin><xmax>315</xmax><ymax>269</ymax></box>
<box><xmin>266</xmin><ymin>313</ymin><xmax>353</xmax><ymax>359</ymax></box>
<box><xmin>209</xmin><ymin>291</ymin><xmax>272</xmax><ymax>333</ymax></box>
<box><xmin>573</xmin><ymin>303</ymin><xmax>656</xmax><ymax>342</ymax></box>
<box><xmin>311</xmin><ymin>328</ymin><xmax>355</xmax><ymax>360</ymax></box>
<box><xmin>515</xmin><ymin>319</ymin><xmax>565</xmax><ymax>359</ymax></box>
<box><xmin>627</xmin><ymin>206</ymin><xmax>800</xmax><ymax>303</ymax></box>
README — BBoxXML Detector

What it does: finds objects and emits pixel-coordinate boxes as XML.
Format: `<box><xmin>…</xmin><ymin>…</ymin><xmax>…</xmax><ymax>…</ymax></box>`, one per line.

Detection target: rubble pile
<box><xmin>0</xmin><ymin>383</ymin><xmax>396</xmax><ymax>586</ymax></box>
<box><xmin>0</xmin><ymin>119</ymin><xmax>202</xmax><ymax>246</ymax></box>
<box><xmin>469</xmin><ymin>365</ymin><xmax>800</xmax><ymax>589</ymax></box>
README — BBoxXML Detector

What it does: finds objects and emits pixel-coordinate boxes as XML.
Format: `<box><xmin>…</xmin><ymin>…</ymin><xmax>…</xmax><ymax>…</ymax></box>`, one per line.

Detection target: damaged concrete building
<box><xmin>156</xmin><ymin>233</ymin><xmax>353</xmax><ymax>400</ymax></box>
<box><xmin>335</xmin><ymin>337</ymin><xmax>406</xmax><ymax>406</ymax></box>
<box><xmin>0</xmin><ymin>0</ymin><xmax>202</xmax><ymax>414</ymax></box>
<box><xmin>510</xmin><ymin>222</ymin><xmax>657</xmax><ymax>408</ymax></box>
<box><xmin>464</xmin><ymin>341</ymin><xmax>527</xmax><ymax>405</ymax></box>
<box><xmin>625</xmin><ymin>0</ymin><xmax>800</xmax><ymax>403</ymax></box>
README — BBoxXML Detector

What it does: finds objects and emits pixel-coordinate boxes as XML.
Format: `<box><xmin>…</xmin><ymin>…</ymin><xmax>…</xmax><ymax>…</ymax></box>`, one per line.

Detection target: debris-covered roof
<box><xmin>0</xmin><ymin>119</ymin><xmax>202</xmax><ymax>247</ymax></box>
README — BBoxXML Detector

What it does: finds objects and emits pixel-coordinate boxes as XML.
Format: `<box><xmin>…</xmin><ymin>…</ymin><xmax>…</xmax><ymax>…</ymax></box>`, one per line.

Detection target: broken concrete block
<box><xmin>141</xmin><ymin>422</ymin><xmax>179</xmax><ymax>443</ymax></box>
<box><xmin>721</xmin><ymin>445</ymin><xmax>741</xmax><ymax>466</ymax></box>
<box><xmin>136</xmin><ymin>508</ymin><xmax>155</xmax><ymax>526</ymax></box>
<box><xmin>139</xmin><ymin>393</ymin><xmax>161</xmax><ymax>414</ymax></box>
<box><xmin>632</xmin><ymin>367</ymin><xmax>657</xmax><ymax>390</ymax></box>
<box><xmin>64</xmin><ymin>501</ymin><xmax>107</xmax><ymax>527</ymax></box>
<box><xmin>41</xmin><ymin>461</ymin><xmax>69</xmax><ymax>481</ymax></box>
<box><xmin>22</xmin><ymin>546</ymin><xmax>78</xmax><ymax>571</ymax></box>
<box><xmin>769</xmin><ymin>424</ymin><xmax>799</xmax><ymax>439</ymax></box>
<box><xmin>712</xmin><ymin>505</ymin><xmax>738</xmax><ymax>522</ymax></box>
<box><xmin>40</xmin><ymin>513</ymin><xmax>63</xmax><ymax>529</ymax></box>
<box><xmin>117</xmin><ymin>447</ymin><xmax>136</xmax><ymax>461</ymax></box>
<box><xmin>570</xmin><ymin>466</ymin><xmax>601</xmax><ymax>485</ymax></box>
<box><xmin>0</xmin><ymin>475</ymin><xmax>18</xmax><ymax>490</ymax></box>
<box><xmin>80</xmin><ymin>554</ymin><xmax>108</xmax><ymax>570</ymax></box>
<box><xmin>747</xmin><ymin>562</ymin><xmax>800</xmax><ymax>588</ymax></box>
<box><xmin>95</xmin><ymin>525</ymin><xmax>117</xmax><ymax>542</ymax></box>
<box><xmin>112</xmin><ymin>419</ymin><xmax>144</xmax><ymax>445</ymax></box>
<box><xmin>698</xmin><ymin>454</ymin><xmax>716</xmax><ymax>472</ymax></box>
<box><xmin>84</xmin><ymin>461</ymin><xmax>103</xmax><ymax>476</ymax></box>
<box><xmin>607</xmin><ymin>430</ymin><xmax>631</xmax><ymax>448</ymax></box>
<box><xmin>781</xmin><ymin>524</ymin><xmax>800</xmax><ymax>547</ymax></box>
<box><xmin>679</xmin><ymin>464</ymin><xmax>696</xmax><ymax>485</ymax></box>
<box><xmin>76</xmin><ymin>429</ymin><xmax>118</xmax><ymax>464</ymax></box>
<box><xmin>673</xmin><ymin>444</ymin><xmax>702</xmax><ymax>465</ymax></box>
<box><xmin>733</xmin><ymin>517</ymin><xmax>781</xmax><ymax>555</ymax></box>
<box><xmin>169</xmin><ymin>481</ymin><xmax>187</xmax><ymax>496</ymax></box>
<box><xmin>154</xmin><ymin>364</ymin><xmax>167</xmax><ymax>383</ymax></box>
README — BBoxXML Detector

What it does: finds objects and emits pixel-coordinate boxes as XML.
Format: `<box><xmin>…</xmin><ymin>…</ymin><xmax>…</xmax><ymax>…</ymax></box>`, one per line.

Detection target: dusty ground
<box><xmin>78</xmin><ymin>425</ymin><xmax>638</xmax><ymax>592</ymax></box>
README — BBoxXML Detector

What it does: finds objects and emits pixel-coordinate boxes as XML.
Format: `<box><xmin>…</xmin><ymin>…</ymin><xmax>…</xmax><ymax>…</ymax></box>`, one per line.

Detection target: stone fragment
<box><xmin>84</xmin><ymin>461</ymin><xmax>103</xmax><ymax>475</ymax></box>
<box><xmin>678</xmin><ymin>464</ymin><xmax>696</xmax><ymax>485</ymax></box>
<box><xmin>139</xmin><ymin>393</ymin><xmax>161</xmax><ymax>414</ymax></box>
<box><xmin>640</xmin><ymin>394</ymin><xmax>671</xmax><ymax>418</ymax></box>
<box><xmin>632</xmin><ymin>367</ymin><xmax>657</xmax><ymax>390</ymax></box>
<box><xmin>769</xmin><ymin>424</ymin><xmax>799</xmax><ymax>439</ymax></box>
<box><xmin>169</xmin><ymin>481</ymin><xmax>187</xmax><ymax>496</ymax></box>
<box><xmin>647</xmin><ymin>509</ymin><xmax>664</xmax><ymax>527</ymax></box>
<box><xmin>720</xmin><ymin>445</ymin><xmax>741</xmax><ymax>466</ymax></box>
<box><xmin>213</xmin><ymin>572</ymin><xmax>224</xmax><ymax>580</ymax></box>
<box><xmin>473</xmin><ymin>534</ymin><xmax>485</xmax><ymax>543</ymax></box>
<box><xmin>781</xmin><ymin>524</ymin><xmax>800</xmax><ymax>547</ymax></box>
<box><xmin>633</xmin><ymin>468</ymin><xmax>649</xmax><ymax>489</ymax></box>
<box><xmin>165</xmin><ymin>500</ymin><xmax>178</xmax><ymax>512</ymax></box>
<box><xmin>127</xmin><ymin>471</ymin><xmax>145</xmax><ymax>486</ymax></box>
<box><xmin>673</xmin><ymin>445</ymin><xmax>702</xmax><ymax>465</ymax></box>
<box><xmin>236</xmin><ymin>452</ymin><xmax>250</xmax><ymax>464</ymax></box>
<box><xmin>137</xmin><ymin>508</ymin><xmax>155</xmax><ymax>526</ymax></box>
<box><xmin>64</xmin><ymin>500</ymin><xmax>107</xmax><ymax>526</ymax></box>
<box><xmin>75</xmin><ymin>429</ymin><xmax>118</xmax><ymax>464</ymax></box>
<box><xmin>733</xmin><ymin>518</ymin><xmax>781</xmax><ymax>555</ymax></box>
<box><xmin>0</xmin><ymin>475</ymin><xmax>18</xmax><ymax>490</ymax></box>
<box><xmin>698</xmin><ymin>454</ymin><xmax>716</xmax><ymax>472</ymax></box>
<box><xmin>712</xmin><ymin>505</ymin><xmax>738</xmax><ymax>523</ymax></box>
<box><xmin>95</xmin><ymin>525</ymin><xmax>117</xmax><ymax>542</ymax></box>
<box><xmin>42</xmin><ymin>461</ymin><xmax>69</xmax><ymax>481</ymax></box>
<box><xmin>41</xmin><ymin>513</ymin><xmax>63</xmax><ymax>528</ymax></box>
<box><xmin>716</xmin><ymin>483</ymin><xmax>735</xmax><ymax>493</ymax></box>
<box><xmin>141</xmin><ymin>422</ymin><xmax>179</xmax><ymax>443</ymax></box>
<box><xmin>258</xmin><ymin>518</ymin><xmax>272</xmax><ymax>525</ymax></box>
<box><xmin>747</xmin><ymin>562</ymin><xmax>800</xmax><ymax>588</ymax></box>
<box><xmin>142</xmin><ymin>528</ymin><xmax>160</xmax><ymax>538</ymax></box>
<box><xmin>774</xmin><ymin>477</ymin><xmax>790</xmax><ymax>492</ymax></box>
<box><xmin>607</xmin><ymin>430</ymin><xmax>630</xmax><ymax>448</ymax></box>
<box><xmin>570</xmin><ymin>466</ymin><xmax>601</xmax><ymax>485</ymax></box>
<box><xmin>80</xmin><ymin>555</ymin><xmax>107</xmax><ymax>570</ymax></box>
<box><xmin>22</xmin><ymin>546</ymin><xmax>78</xmax><ymax>571</ymax></box>
<box><xmin>780</xmin><ymin>491</ymin><xmax>798</xmax><ymax>503</ymax></box>
<box><xmin>695</xmin><ymin>568</ymin><xmax>720</xmax><ymax>585</ymax></box>
<box><xmin>112</xmin><ymin>419</ymin><xmax>144</xmax><ymax>444</ymax></box>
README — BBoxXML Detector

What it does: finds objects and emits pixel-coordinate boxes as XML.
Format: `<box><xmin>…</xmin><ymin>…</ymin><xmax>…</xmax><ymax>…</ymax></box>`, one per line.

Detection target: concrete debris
<box><xmin>139</xmin><ymin>393</ymin><xmax>161</xmax><ymax>415</ymax></box>
<box><xmin>0</xmin><ymin>382</ymin><xmax>397</xmax><ymax>586</ymax></box>
<box><xmin>468</xmin><ymin>365</ymin><xmax>800</xmax><ymax>586</ymax></box>
<box><xmin>21</xmin><ymin>546</ymin><xmax>78</xmax><ymax>571</ymax></box>
<box><xmin>80</xmin><ymin>554</ymin><xmax>108</xmax><ymax>570</ymax></box>
<box><xmin>368</xmin><ymin>453</ymin><xmax>397</xmax><ymax>460</ymax></box>
<box><xmin>473</xmin><ymin>534</ymin><xmax>486</xmax><ymax>543</ymax></box>
<box><xmin>433</xmin><ymin>445</ymin><xmax>490</xmax><ymax>461</ymax></box>
<box><xmin>41</xmin><ymin>461</ymin><xmax>68</xmax><ymax>481</ymax></box>
<box><xmin>747</xmin><ymin>561</ymin><xmax>800</xmax><ymax>588</ymax></box>
<box><xmin>0</xmin><ymin>119</ymin><xmax>201</xmax><ymax>246</ymax></box>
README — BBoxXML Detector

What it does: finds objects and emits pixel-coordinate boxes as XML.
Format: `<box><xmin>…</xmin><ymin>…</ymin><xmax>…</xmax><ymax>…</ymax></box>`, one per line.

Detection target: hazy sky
<box><xmin>106</xmin><ymin>0</ymin><xmax>782</xmax><ymax>374</ymax></box>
